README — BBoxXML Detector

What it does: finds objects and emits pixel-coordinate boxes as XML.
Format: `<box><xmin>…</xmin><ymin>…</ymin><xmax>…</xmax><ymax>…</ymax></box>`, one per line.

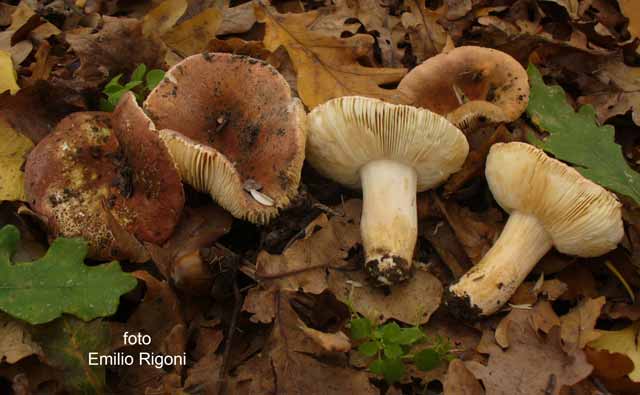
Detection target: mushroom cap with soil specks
<box><xmin>143</xmin><ymin>53</ymin><xmax>306</xmax><ymax>224</ymax></box>
<box><xmin>306</xmin><ymin>96</ymin><xmax>469</xmax><ymax>191</ymax></box>
<box><xmin>397</xmin><ymin>46</ymin><xmax>529</xmax><ymax>127</ymax></box>
<box><xmin>24</xmin><ymin>92</ymin><xmax>184</xmax><ymax>261</ymax></box>
<box><xmin>486</xmin><ymin>142</ymin><xmax>623</xmax><ymax>256</ymax></box>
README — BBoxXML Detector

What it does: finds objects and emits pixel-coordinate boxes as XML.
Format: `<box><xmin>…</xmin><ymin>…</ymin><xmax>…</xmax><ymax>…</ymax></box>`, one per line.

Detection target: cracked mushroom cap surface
<box><xmin>486</xmin><ymin>142</ymin><xmax>623</xmax><ymax>256</ymax></box>
<box><xmin>397</xmin><ymin>46</ymin><xmax>529</xmax><ymax>126</ymax></box>
<box><xmin>143</xmin><ymin>53</ymin><xmax>306</xmax><ymax>224</ymax></box>
<box><xmin>24</xmin><ymin>92</ymin><xmax>184</xmax><ymax>261</ymax></box>
<box><xmin>306</xmin><ymin>96</ymin><xmax>468</xmax><ymax>190</ymax></box>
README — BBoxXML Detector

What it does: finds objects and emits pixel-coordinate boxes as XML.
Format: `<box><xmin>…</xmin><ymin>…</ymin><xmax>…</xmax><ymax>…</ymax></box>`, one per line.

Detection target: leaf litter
<box><xmin>0</xmin><ymin>0</ymin><xmax>640</xmax><ymax>393</ymax></box>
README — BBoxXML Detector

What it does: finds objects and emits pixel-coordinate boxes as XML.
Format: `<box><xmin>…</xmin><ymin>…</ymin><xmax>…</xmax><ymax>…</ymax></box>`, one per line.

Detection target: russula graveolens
<box><xmin>447</xmin><ymin>142</ymin><xmax>623</xmax><ymax>319</ymax></box>
<box><xmin>306</xmin><ymin>96</ymin><xmax>468</xmax><ymax>285</ymax></box>
<box><xmin>398</xmin><ymin>46</ymin><xmax>529</xmax><ymax>128</ymax></box>
<box><xmin>144</xmin><ymin>53</ymin><xmax>306</xmax><ymax>224</ymax></box>
<box><xmin>24</xmin><ymin>92</ymin><xmax>184</xmax><ymax>261</ymax></box>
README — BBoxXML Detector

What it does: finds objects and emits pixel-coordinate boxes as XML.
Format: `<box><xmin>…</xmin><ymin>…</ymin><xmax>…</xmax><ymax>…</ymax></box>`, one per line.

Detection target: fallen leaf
<box><xmin>329</xmin><ymin>268</ymin><xmax>443</xmax><ymax>325</ymax></box>
<box><xmin>466</xmin><ymin>309</ymin><xmax>593</xmax><ymax>395</ymax></box>
<box><xmin>218</xmin><ymin>0</ymin><xmax>257</xmax><ymax>35</ymax></box>
<box><xmin>401</xmin><ymin>2</ymin><xmax>450</xmax><ymax>63</ymax></box>
<box><xmin>0</xmin><ymin>50</ymin><xmax>19</xmax><ymax>94</ymax></box>
<box><xmin>543</xmin><ymin>0</ymin><xmax>579</xmax><ymax>19</ymax></box>
<box><xmin>620</xmin><ymin>0</ymin><xmax>640</xmax><ymax>39</ymax></box>
<box><xmin>588</xmin><ymin>321</ymin><xmax>640</xmax><ymax>382</ymax></box>
<box><xmin>0</xmin><ymin>119</ymin><xmax>32</xmax><ymax>202</ymax></box>
<box><xmin>32</xmin><ymin>316</ymin><xmax>111</xmax><ymax>394</ymax></box>
<box><xmin>0</xmin><ymin>313</ymin><xmax>42</xmax><ymax>364</ymax></box>
<box><xmin>0</xmin><ymin>224</ymin><xmax>137</xmax><ymax>325</ymax></box>
<box><xmin>560</xmin><ymin>296</ymin><xmax>605</xmax><ymax>350</ymax></box>
<box><xmin>142</xmin><ymin>0</ymin><xmax>187</xmax><ymax>36</ymax></box>
<box><xmin>299</xmin><ymin>324</ymin><xmax>351</xmax><ymax>353</ymax></box>
<box><xmin>65</xmin><ymin>16</ymin><xmax>166</xmax><ymax>88</ymax></box>
<box><xmin>444</xmin><ymin>359</ymin><xmax>484</xmax><ymax>395</ymax></box>
<box><xmin>509</xmin><ymin>278</ymin><xmax>568</xmax><ymax>305</ymax></box>
<box><xmin>579</xmin><ymin>92</ymin><xmax>640</xmax><ymax>126</ymax></box>
<box><xmin>256</xmin><ymin>2</ymin><xmax>407</xmax><ymax>108</ymax></box>
<box><xmin>163</xmin><ymin>6</ymin><xmax>222</xmax><ymax>56</ymax></box>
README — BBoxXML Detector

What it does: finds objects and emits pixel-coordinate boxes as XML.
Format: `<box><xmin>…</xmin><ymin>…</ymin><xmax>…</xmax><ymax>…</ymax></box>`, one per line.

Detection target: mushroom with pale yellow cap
<box><xmin>447</xmin><ymin>142</ymin><xmax>623</xmax><ymax>319</ymax></box>
<box><xmin>306</xmin><ymin>96</ymin><xmax>469</xmax><ymax>285</ymax></box>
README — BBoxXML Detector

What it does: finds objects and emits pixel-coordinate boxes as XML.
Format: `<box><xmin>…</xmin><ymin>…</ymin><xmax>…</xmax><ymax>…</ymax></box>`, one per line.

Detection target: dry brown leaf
<box><xmin>0</xmin><ymin>313</ymin><xmax>42</xmax><ymax>364</ymax></box>
<box><xmin>299</xmin><ymin>324</ymin><xmax>351</xmax><ymax>353</ymax></box>
<box><xmin>466</xmin><ymin>309</ymin><xmax>593</xmax><ymax>395</ymax></box>
<box><xmin>401</xmin><ymin>2</ymin><xmax>450</xmax><ymax>63</ymax></box>
<box><xmin>66</xmin><ymin>16</ymin><xmax>166</xmax><ymax>88</ymax></box>
<box><xmin>587</xmin><ymin>321</ymin><xmax>640</xmax><ymax>382</ymax></box>
<box><xmin>620</xmin><ymin>0</ymin><xmax>640</xmax><ymax>39</ymax></box>
<box><xmin>207</xmin><ymin>37</ymin><xmax>270</xmax><ymax>59</ymax></box>
<box><xmin>328</xmin><ymin>268</ymin><xmax>443</xmax><ymax>325</ymax></box>
<box><xmin>0</xmin><ymin>118</ymin><xmax>32</xmax><ymax>202</ymax></box>
<box><xmin>256</xmin><ymin>2</ymin><xmax>407</xmax><ymax>108</ymax></box>
<box><xmin>218</xmin><ymin>0</ymin><xmax>257</xmax><ymax>35</ymax></box>
<box><xmin>579</xmin><ymin>92</ymin><xmax>640</xmax><ymax>126</ymax></box>
<box><xmin>444</xmin><ymin>359</ymin><xmax>484</xmax><ymax>395</ymax></box>
<box><xmin>163</xmin><ymin>6</ymin><xmax>222</xmax><ymax>56</ymax></box>
<box><xmin>230</xmin><ymin>290</ymin><xmax>376</xmax><ymax>395</ymax></box>
<box><xmin>560</xmin><ymin>296</ymin><xmax>605</xmax><ymax>350</ymax></box>
<box><xmin>142</xmin><ymin>0</ymin><xmax>188</xmax><ymax>36</ymax></box>
<box><xmin>509</xmin><ymin>278</ymin><xmax>568</xmax><ymax>305</ymax></box>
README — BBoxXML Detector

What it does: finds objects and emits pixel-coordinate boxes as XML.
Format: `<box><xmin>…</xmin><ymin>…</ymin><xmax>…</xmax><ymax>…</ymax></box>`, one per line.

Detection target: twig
<box><xmin>217</xmin><ymin>255</ymin><xmax>242</xmax><ymax>395</ymax></box>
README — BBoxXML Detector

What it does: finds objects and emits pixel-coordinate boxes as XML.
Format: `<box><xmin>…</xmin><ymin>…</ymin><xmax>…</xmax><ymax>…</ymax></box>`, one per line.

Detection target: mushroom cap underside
<box><xmin>143</xmin><ymin>52</ymin><xmax>306</xmax><ymax>224</ymax></box>
<box><xmin>485</xmin><ymin>142</ymin><xmax>623</xmax><ymax>256</ymax></box>
<box><xmin>306</xmin><ymin>96</ymin><xmax>469</xmax><ymax>190</ymax></box>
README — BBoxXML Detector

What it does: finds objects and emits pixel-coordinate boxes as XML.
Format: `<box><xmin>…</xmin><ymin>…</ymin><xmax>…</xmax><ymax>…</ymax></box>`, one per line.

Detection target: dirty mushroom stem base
<box><xmin>360</xmin><ymin>159</ymin><xmax>418</xmax><ymax>285</ymax></box>
<box><xmin>448</xmin><ymin>211</ymin><xmax>553</xmax><ymax>317</ymax></box>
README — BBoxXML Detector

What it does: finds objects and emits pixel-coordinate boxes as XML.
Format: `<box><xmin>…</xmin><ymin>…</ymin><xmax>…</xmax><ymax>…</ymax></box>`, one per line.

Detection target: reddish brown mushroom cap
<box><xmin>398</xmin><ymin>46</ymin><xmax>529</xmax><ymax>127</ymax></box>
<box><xmin>24</xmin><ymin>92</ymin><xmax>184</xmax><ymax>261</ymax></box>
<box><xmin>143</xmin><ymin>53</ymin><xmax>306</xmax><ymax>224</ymax></box>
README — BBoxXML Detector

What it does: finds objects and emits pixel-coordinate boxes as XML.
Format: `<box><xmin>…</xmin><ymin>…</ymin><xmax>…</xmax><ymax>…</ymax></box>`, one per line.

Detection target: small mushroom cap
<box><xmin>486</xmin><ymin>142</ymin><xmax>623</xmax><ymax>256</ymax></box>
<box><xmin>143</xmin><ymin>53</ymin><xmax>306</xmax><ymax>224</ymax></box>
<box><xmin>397</xmin><ymin>46</ymin><xmax>529</xmax><ymax>123</ymax></box>
<box><xmin>306</xmin><ymin>96</ymin><xmax>468</xmax><ymax>190</ymax></box>
<box><xmin>24</xmin><ymin>92</ymin><xmax>184</xmax><ymax>260</ymax></box>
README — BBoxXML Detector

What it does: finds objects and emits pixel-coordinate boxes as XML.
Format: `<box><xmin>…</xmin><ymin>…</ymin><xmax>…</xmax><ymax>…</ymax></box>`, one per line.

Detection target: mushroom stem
<box><xmin>448</xmin><ymin>211</ymin><xmax>553</xmax><ymax>318</ymax></box>
<box><xmin>360</xmin><ymin>159</ymin><xmax>418</xmax><ymax>285</ymax></box>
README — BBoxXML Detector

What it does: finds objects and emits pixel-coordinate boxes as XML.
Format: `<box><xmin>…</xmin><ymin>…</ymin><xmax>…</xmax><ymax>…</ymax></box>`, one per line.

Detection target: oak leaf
<box><xmin>0</xmin><ymin>118</ymin><xmax>32</xmax><ymax>202</ymax></box>
<box><xmin>256</xmin><ymin>2</ymin><xmax>407</xmax><ymax>108</ymax></box>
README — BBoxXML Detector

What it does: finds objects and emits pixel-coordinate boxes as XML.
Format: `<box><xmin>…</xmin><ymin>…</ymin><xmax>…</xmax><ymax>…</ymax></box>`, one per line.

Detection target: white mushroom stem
<box><xmin>449</xmin><ymin>211</ymin><xmax>553</xmax><ymax>315</ymax></box>
<box><xmin>360</xmin><ymin>159</ymin><xmax>418</xmax><ymax>284</ymax></box>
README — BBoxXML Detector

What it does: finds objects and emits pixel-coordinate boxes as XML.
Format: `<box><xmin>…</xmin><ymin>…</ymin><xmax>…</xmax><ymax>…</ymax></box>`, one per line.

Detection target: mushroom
<box><xmin>24</xmin><ymin>92</ymin><xmax>184</xmax><ymax>260</ymax></box>
<box><xmin>306</xmin><ymin>96</ymin><xmax>468</xmax><ymax>285</ymax></box>
<box><xmin>143</xmin><ymin>53</ymin><xmax>306</xmax><ymax>224</ymax></box>
<box><xmin>447</xmin><ymin>142</ymin><xmax>623</xmax><ymax>319</ymax></box>
<box><xmin>397</xmin><ymin>46</ymin><xmax>529</xmax><ymax>129</ymax></box>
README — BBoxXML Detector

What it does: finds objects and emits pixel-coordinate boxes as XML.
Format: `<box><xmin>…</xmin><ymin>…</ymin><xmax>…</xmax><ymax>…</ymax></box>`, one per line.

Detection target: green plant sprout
<box><xmin>100</xmin><ymin>64</ymin><xmax>165</xmax><ymax>111</ymax></box>
<box><xmin>348</xmin><ymin>309</ymin><xmax>454</xmax><ymax>384</ymax></box>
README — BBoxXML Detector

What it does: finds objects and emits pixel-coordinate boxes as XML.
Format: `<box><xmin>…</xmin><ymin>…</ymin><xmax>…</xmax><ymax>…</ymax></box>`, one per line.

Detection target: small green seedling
<box><xmin>349</xmin><ymin>312</ymin><xmax>454</xmax><ymax>384</ymax></box>
<box><xmin>100</xmin><ymin>64</ymin><xmax>165</xmax><ymax>111</ymax></box>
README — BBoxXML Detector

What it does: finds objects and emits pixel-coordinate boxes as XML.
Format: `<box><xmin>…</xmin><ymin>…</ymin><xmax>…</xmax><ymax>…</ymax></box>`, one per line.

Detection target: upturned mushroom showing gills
<box><xmin>307</xmin><ymin>96</ymin><xmax>468</xmax><ymax>286</ymax></box>
<box><xmin>397</xmin><ymin>46</ymin><xmax>529</xmax><ymax>129</ymax></box>
<box><xmin>143</xmin><ymin>53</ymin><xmax>306</xmax><ymax>224</ymax></box>
<box><xmin>24</xmin><ymin>92</ymin><xmax>184</xmax><ymax>261</ymax></box>
<box><xmin>447</xmin><ymin>142</ymin><xmax>623</xmax><ymax>319</ymax></box>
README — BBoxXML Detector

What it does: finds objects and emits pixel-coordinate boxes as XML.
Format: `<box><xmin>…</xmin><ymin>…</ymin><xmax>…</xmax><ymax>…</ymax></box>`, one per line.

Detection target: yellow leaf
<box><xmin>0</xmin><ymin>50</ymin><xmax>19</xmax><ymax>94</ymax></box>
<box><xmin>0</xmin><ymin>118</ymin><xmax>33</xmax><ymax>202</ymax></box>
<box><xmin>256</xmin><ymin>3</ymin><xmax>407</xmax><ymax>108</ymax></box>
<box><xmin>142</xmin><ymin>0</ymin><xmax>188</xmax><ymax>37</ymax></box>
<box><xmin>162</xmin><ymin>7</ymin><xmax>222</xmax><ymax>57</ymax></box>
<box><xmin>620</xmin><ymin>0</ymin><xmax>640</xmax><ymax>39</ymax></box>
<box><xmin>588</xmin><ymin>321</ymin><xmax>640</xmax><ymax>382</ymax></box>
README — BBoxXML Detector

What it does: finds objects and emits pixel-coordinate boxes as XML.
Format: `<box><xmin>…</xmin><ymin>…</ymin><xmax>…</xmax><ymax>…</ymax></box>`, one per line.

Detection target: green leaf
<box><xmin>414</xmin><ymin>348</ymin><xmax>441</xmax><ymax>371</ymax></box>
<box><xmin>130</xmin><ymin>64</ymin><xmax>147</xmax><ymax>82</ymax></box>
<box><xmin>350</xmin><ymin>317</ymin><xmax>372</xmax><ymax>340</ymax></box>
<box><xmin>369</xmin><ymin>359</ymin><xmax>384</xmax><ymax>375</ymax></box>
<box><xmin>103</xmin><ymin>82</ymin><xmax>125</xmax><ymax>95</ymax></box>
<box><xmin>383</xmin><ymin>343</ymin><xmax>403</xmax><ymax>359</ymax></box>
<box><xmin>104</xmin><ymin>74</ymin><xmax>123</xmax><ymax>90</ymax></box>
<box><xmin>393</xmin><ymin>327</ymin><xmax>425</xmax><ymax>345</ymax></box>
<box><xmin>145</xmin><ymin>69</ymin><xmax>165</xmax><ymax>90</ymax></box>
<box><xmin>526</xmin><ymin>64</ymin><xmax>640</xmax><ymax>204</ymax></box>
<box><xmin>381</xmin><ymin>358</ymin><xmax>405</xmax><ymax>384</ymax></box>
<box><xmin>123</xmin><ymin>80</ymin><xmax>143</xmax><ymax>90</ymax></box>
<box><xmin>99</xmin><ymin>98</ymin><xmax>115</xmax><ymax>112</ymax></box>
<box><xmin>358</xmin><ymin>341</ymin><xmax>380</xmax><ymax>357</ymax></box>
<box><xmin>380</xmin><ymin>322</ymin><xmax>402</xmax><ymax>344</ymax></box>
<box><xmin>32</xmin><ymin>316</ymin><xmax>110</xmax><ymax>394</ymax></box>
<box><xmin>0</xmin><ymin>225</ymin><xmax>138</xmax><ymax>324</ymax></box>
